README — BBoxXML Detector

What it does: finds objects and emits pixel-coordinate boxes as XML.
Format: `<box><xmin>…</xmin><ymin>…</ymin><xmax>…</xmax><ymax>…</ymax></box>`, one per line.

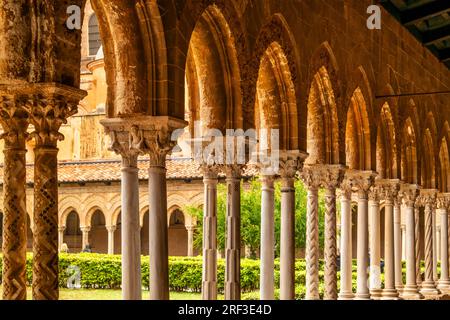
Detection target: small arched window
<box><xmin>169</xmin><ymin>210</ymin><xmax>185</xmax><ymax>226</ymax></box>
<box><xmin>88</xmin><ymin>14</ymin><xmax>102</xmax><ymax>56</ymax></box>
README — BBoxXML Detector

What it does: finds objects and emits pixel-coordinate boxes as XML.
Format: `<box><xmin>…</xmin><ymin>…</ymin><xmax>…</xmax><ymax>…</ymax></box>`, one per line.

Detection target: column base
<box><xmin>338</xmin><ymin>292</ymin><xmax>354</xmax><ymax>300</ymax></box>
<box><xmin>400</xmin><ymin>286</ymin><xmax>423</xmax><ymax>300</ymax></box>
<box><xmin>419</xmin><ymin>281</ymin><xmax>440</xmax><ymax>296</ymax></box>
<box><xmin>437</xmin><ymin>279</ymin><xmax>450</xmax><ymax>291</ymax></box>
<box><xmin>369</xmin><ymin>289</ymin><xmax>383</xmax><ymax>299</ymax></box>
<box><xmin>354</xmin><ymin>293</ymin><xmax>371</xmax><ymax>300</ymax></box>
<box><xmin>381</xmin><ymin>288</ymin><xmax>399</xmax><ymax>299</ymax></box>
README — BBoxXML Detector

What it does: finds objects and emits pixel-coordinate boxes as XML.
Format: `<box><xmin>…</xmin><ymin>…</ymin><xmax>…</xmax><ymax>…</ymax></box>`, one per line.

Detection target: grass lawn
<box><xmin>0</xmin><ymin>286</ymin><xmax>204</xmax><ymax>300</ymax></box>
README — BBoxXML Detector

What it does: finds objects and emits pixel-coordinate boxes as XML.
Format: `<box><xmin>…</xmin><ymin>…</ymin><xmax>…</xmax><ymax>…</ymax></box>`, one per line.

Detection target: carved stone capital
<box><xmin>223</xmin><ymin>164</ymin><xmax>244</xmax><ymax>179</ymax></box>
<box><xmin>300</xmin><ymin>164</ymin><xmax>345</xmax><ymax>191</ymax></box>
<box><xmin>201</xmin><ymin>163</ymin><xmax>221</xmax><ymax>180</ymax></box>
<box><xmin>100</xmin><ymin>115</ymin><xmax>187</xmax><ymax>167</ymax></box>
<box><xmin>0</xmin><ymin>94</ymin><xmax>29</xmax><ymax>147</ymax></box>
<box><xmin>106</xmin><ymin>225</ymin><xmax>117</xmax><ymax>233</ymax></box>
<box><xmin>58</xmin><ymin>226</ymin><xmax>66</xmax><ymax>233</ymax></box>
<box><xmin>278</xmin><ymin>150</ymin><xmax>308</xmax><ymax>179</ymax></box>
<box><xmin>80</xmin><ymin>226</ymin><xmax>91</xmax><ymax>233</ymax></box>
<box><xmin>419</xmin><ymin>189</ymin><xmax>438</xmax><ymax>207</ymax></box>
<box><xmin>341</xmin><ymin>169</ymin><xmax>376</xmax><ymax>198</ymax></box>
<box><xmin>376</xmin><ymin>179</ymin><xmax>401</xmax><ymax>202</ymax></box>
<box><xmin>400</xmin><ymin>184</ymin><xmax>420</xmax><ymax>207</ymax></box>
<box><xmin>436</xmin><ymin>193</ymin><xmax>450</xmax><ymax>210</ymax></box>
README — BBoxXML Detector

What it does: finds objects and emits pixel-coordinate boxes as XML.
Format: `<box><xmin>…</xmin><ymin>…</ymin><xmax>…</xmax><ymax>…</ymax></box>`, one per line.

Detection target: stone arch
<box><xmin>438</xmin><ymin>135</ymin><xmax>450</xmax><ymax>192</ymax></box>
<box><xmin>376</xmin><ymin>103</ymin><xmax>398</xmax><ymax>179</ymax></box>
<box><xmin>167</xmin><ymin>205</ymin><xmax>193</xmax><ymax>227</ymax></box>
<box><xmin>306</xmin><ymin>65</ymin><xmax>340</xmax><ymax>165</ymax></box>
<box><xmin>110</xmin><ymin>206</ymin><xmax>122</xmax><ymax>227</ymax></box>
<box><xmin>60</xmin><ymin>206</ymin><xmax>80</xmax><ymax>227</ymax></box>
<box><xmin>84</xmin><ymin>205</ymin><xmax>106</xmax><ymax>227</ymax></box>
<box><xmin>89</xmin><ymin>208</ymin><xmax>107</xmax><ymax>253</ymax></box>
<box><xmin>249</xmin><ymin>13</ymin><xmax>302</xmax><ymax>148</ymax></box>
<box><xmin>345</xmin><ymin>87</ymin><xmax>371</xmax><ymax>170</ymax></box>
<box><xmin>186</xmin><ymin>4</ymin><xmax>243</xmax><ymax>134</ymax></box>
<box><xmin>91</xmin><ymin>0</ymin><xmax>167</xmax><ymax>117</ymax></box>
<box><xmin>422</xmin><ymin>128</ymin><xmax>437</xmax><ymax>189</ymax></box>
<box><xmin>140</xmin><ymin>205</ymin><xmax>149</xmax><ymax>228</ymax></box>
<box><xmin>401</xmin><ymin>117</ymin><xmax>418</xmax><ymax>184</ymax></box>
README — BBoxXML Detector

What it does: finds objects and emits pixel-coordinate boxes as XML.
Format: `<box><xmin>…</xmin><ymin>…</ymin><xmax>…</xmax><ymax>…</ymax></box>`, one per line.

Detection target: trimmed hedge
<box><xmin>0</xmin><ymin>253</ymin><xmax>432</xmax><ymax>299</ymax></box>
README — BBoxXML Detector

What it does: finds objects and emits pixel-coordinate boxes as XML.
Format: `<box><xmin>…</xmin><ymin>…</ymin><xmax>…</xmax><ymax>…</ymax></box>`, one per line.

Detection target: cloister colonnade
<box><xmin>0</xmin><ymin>0</ymin><xmax>449</xmax><ymax>301</ymax></box>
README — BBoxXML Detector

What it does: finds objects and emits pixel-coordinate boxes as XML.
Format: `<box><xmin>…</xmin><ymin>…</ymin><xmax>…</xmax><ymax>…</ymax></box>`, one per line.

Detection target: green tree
<box><xmin>184</xmin><ymin>178</ymin><xmax>326</xmax><ymax>259</ymax></box>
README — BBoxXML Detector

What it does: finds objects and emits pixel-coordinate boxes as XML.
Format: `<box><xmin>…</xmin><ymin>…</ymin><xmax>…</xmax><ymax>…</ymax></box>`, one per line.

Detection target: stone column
<box><xmin>368</xmin><ymin>186</ymin><xmax>382</xmax><ymax>299</ymax></box>
<box><xmin>187</xmin><ymin>226</ymin><xmax>195</xmax><ymax>257</ymax></box>
<box><xmin>27</xmin><ymin>86</ymin><xmax>84</xmax><ymax>300</ymax></box>
<box><xmin>394</xmin><ymin>195</ymin><xmax>404</xmax><ymax>291</ymax></box>
<box><xmin>400</xmin><ymin>184</ymin><xmax>421</xmax><ymax>299</ymax></box>
<box><xmin>300</xmin><ymin>166</ymin><xmax>322</xmax><ymax>300</ymax></box>
<box><xmin>379</xmin><ymin>180</ymin><xmax>400</xmax><ymax>299</ymax></box>
<box><xmin>260</xmin><ymin>174</ymin><xmax>275</xmax><ymax>300</ymax></box>
<box><xmin>224</xmin><ymin>165</ymin><xmax>242</xmax><ymax>300</ymax></box>
<box><xmin>202</xmin><ymin>165</ymin><xmax>220</xmax><ymax>300</ymax></box>
<box><xmin>437</xmin><ymin>195</ymin><xmax>450</xmax><ymax>291</ymax></box>
<box><xmin>321</xmin><ymin>166</ymin><xmax>344</xmax><ymax>300</ymax></box>
<box><xmin>0</xmin><ymin>96</ymin><xmax>29</xmax><ymax>300</ymax></box>
<box><xmin>432</xmin><ymin>207</ymin><xmax>438</xmax><ymax>282</ymax></box>
<box><xmin>420</xmin><ymin>190</ymin><xmax>439</xmax><ymax>296</ymax></box>
<box><xmin>80</xmin><ymin>226</ymin><xmax>91</xmax><ymax>250</ymax></box>
<box><xmin>344</xmin><ymin>170</ymin><xmax>375</xmax><ymax>300</ymax></box>
<box><xmin>278</xmin><ymin>151</ymin><xmax>306</xmax><ymax>300</ymax></box>
<box><xmin>401</xmin><ymin>225</ymin><xmax>406</xmax><ymax>260</ymax></box>
<box><xmin>437</xmin><ymin>226</ymin><xmax>441</xmax><ymax>262</ymax></box>
<box><xmin>338</xmin><ymin>188</ymin><xmax>354</xmax><ymax>300</ymax></box>
<box><xmin>58</xmin><ymin>227</ymin><xmax>66</xmax><ymax>252</ymax></box>
<box><xmin>414</xmin><ymin>200</ymin><xmax>422</xmax><ymax>287</ymax></box>
<box><xmin>106</xmin><ymin>225</ymin><xmax>116</xmax><ymax>255</ymax></box>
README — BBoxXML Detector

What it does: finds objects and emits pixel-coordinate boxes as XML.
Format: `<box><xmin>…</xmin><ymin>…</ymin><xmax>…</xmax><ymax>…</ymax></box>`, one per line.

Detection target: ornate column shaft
<box><xmin>368</xmin><ymin>185</ymin><xmax>382</xmax><ymax>298</ymax></box>
<box><xmin>379</xmin><ymin>180</ymin><xmax>400</xmax><ymax>299</ymax></box>
<box><xmin>27</xmin><ymin>85</ymin><xmax>84</xmax><ymax>300</ymax></box>
<box><xmin>202</xmin><ymin>165</ymin><xmax>219</xmax><ymax>300</ymax></box>
<box><xmin>437</xmin><ymin>195</ymin><xmax>450</xmax><ymax>291</ymax></box>
<box><xmin>279</xmin><ymin>151</ymin><xmax>307</xmax><ymax>300</ymax></box>
<box><xmin>400</xmin><ymin>184</ymin><xmax>422</xmax><ymax>299</ymax></box>
<box><xmin>420</xmin><ymin>190</ymin><xmax>439</xmax><ymax>296</ymax></box>
<box><xmin>187</xmin><ymin>226</ymin><xmax>195</xmax><ymax>257</ymax></box>
<box><xmin>322</xmin><ymin>166</ymin><xmax>344</xmax><ymax>300</ymax></box>
<box><xmin>80</xmin><ymin>226</ymin><xmax>91</xmax><ymax>250</ymax></box>
<box><xmin>432</xmin><ymin>207</ymin><xmax>438</xmax><ymax>282</ymax></box>
<box><xmin>106</xmin><ymin>225</ymin><xmax>116</xmax><ymax>255</ymax></box>
<box><xmin>224</xmin><ymin>165</ymin><xmax>242</xmax><ymax>300</ymax></box>
<box><xmin>394</xmin><ymin>195</ymin><xmax>404</xmax><ymax>290</ymax></box>
<box><xmin>0</xmin><ymin>95</ymin><xmax>29</xmax><ymax>300</ymax></box>
<box><xmin>338</xmin><ymin>188</ymin><xmax>354</xmax><ymax>300</ymax></box>
<box><xmin>300</xmin><ymin>166</ymin><xmax>322</xmax><ymax>300</ymax></box>
<box><xmin>260</xmin><ymin>174</ymin><xmax>275</xmax><ymax>300</ymax></box>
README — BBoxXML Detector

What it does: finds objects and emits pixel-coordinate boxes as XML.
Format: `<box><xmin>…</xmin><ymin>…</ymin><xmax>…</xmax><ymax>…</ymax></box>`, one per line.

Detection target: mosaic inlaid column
<box><xmin>338</xmin><ymin>187</ymin><xmax>354</xmax><ymax>300</ymax></box>
<box><xmin>260</xmin><ymin>174</ymin><xmax>275</xmax><ymax>300</ymax></box>
<box><xmin>224</xmin><ymin>165</ymin><xmax>242</xmax><ymax>300</ymax></box>
<box><xmin>379</xmin><ymin>180</ymin><xmax>400</xmax><ymax>299</ymax></box>
<box><xmin>202</xmin><ymin>165</ymin><xmax>220</xmax><ymax>300</ymax></box>
<box><xmin>27</xmin><ymin>89</ymin><xmax>83</xmax><ymax>300</ymax></box>
<box><xmin>322</xmin><ymin>166</ymin><xmax>344</xmax><ymax>300</ymax></box>
<box><xmin>0</xmin><ymin>95</ymin><xmax>29</xmax><ymax>300</ymax></box>
<box><xmin>420</xmin><ymin>190</ymin><xmax>439</xmax><ymax>296</ymax></box>
<box><xmin>368</xmin><ymin>185</ymin><xmax>382</xmax><ymax>299</ymax></box>
<box><xmin>300</xmin><ymin>166</ymin><xmax>322</xmax><ymax>300</ymax></box>
<box><xmin>400</xmin><ymin>184</ymin><xmax>421</xmax><ymax>299</ymax></box>
<box><xmin>437</xmin><ymin>195</ymin><xmax>450</xmax><ymax>291</ymax></box>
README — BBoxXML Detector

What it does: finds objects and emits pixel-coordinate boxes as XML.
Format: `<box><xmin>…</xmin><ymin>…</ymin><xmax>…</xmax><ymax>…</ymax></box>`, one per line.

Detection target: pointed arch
<box><xmin>401</xmin><ymin>117</ymin><xmax>418</xmax><ymax>184</ymax></box>
<box><xmin>439</xmin><ymin>136</ymin><xmax>450</xmax><ymax>192</ymax></box>
<box><xmin>345</xmin><ymin>87</ymin><xmax>371</xmax><ymax>170</ymax></box>
<box><xmin>376</xmin><ymin>103</ymin><xmax>398</xmax><ymax>179</ymax></box>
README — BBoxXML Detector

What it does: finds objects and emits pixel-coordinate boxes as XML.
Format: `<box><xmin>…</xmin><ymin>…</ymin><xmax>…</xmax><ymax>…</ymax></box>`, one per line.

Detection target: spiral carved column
<box><xmin>420</xmin><ymin>190</ymin><xmax>439</xmax><ymax>296</ymax></box>
<box><xmin>414</xmin><ymin>199</ymin><xmax>422</xmax><ymax>287</ymax></box>
<box><xmin>322</xmin><ymin>166</ymin><xmax>344</xmax><ymax>300</ymax></box>
<box><xmin>0</xmin><ymin>95</ymin><xmax>29</xmax><ymax>300</ymax></box>
<box><xmin>300</xmin><ymin>166</ymin><xmax>322</xmax><ymax>300</ymax></box>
